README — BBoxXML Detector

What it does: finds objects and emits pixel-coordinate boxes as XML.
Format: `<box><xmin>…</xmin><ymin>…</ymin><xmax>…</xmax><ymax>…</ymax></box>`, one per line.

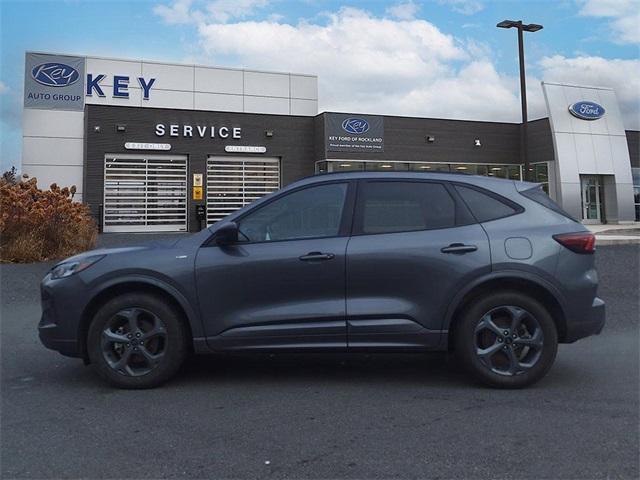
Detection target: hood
<box><xmin>56</xmin><ymin>236</ymin><xmax>184</xmax><ymax>265</ymax></box>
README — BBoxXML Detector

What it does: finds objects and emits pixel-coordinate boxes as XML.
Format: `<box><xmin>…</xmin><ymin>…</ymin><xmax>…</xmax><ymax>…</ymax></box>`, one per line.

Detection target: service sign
<box><xmin>326</xmin><ymin>113</ymin><xmax>384</xmax><ymax>152</ymax></box>
<box><xmin>24</xmin><ymin>53</ymin><xmax>85</xmax><ymax>111</ymax></box>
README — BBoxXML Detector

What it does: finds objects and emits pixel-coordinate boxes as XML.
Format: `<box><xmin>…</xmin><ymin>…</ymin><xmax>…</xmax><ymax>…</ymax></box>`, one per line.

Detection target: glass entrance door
<box><xmin>580</xmin><ymin>175</ymin><xmax>604</xmax><ymax>224</ymax></box>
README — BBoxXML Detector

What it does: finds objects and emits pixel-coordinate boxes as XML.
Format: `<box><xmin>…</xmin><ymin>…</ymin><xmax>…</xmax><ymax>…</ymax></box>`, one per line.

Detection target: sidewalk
<box><xmin>586</xmin><ymin>223</ymin><xmax>640</xmax><ymax>245</ymax></box>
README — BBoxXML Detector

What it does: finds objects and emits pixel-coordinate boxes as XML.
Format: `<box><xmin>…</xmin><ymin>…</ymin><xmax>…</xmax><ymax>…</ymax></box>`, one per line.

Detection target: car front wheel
<box><xmin>87</xmin><ymin>293</ymin><xmax>187</xmax><ymax>389</ymax></box>
<box><xmin>454</xmin><ymin>291</ymin><xmax>558</xmax><ymax>389</ymax></box>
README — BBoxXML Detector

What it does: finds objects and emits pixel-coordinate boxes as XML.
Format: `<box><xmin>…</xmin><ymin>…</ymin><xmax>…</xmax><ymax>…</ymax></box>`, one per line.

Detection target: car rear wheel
<box><xmin>87</xmin><ymin>293</ymin><xmax>187</xmax><ymax>389</ymax></box>
<box><xmin>454</xmin><ymin>291</ymin><xmax>558</xmax><ymax>389</ymax></box>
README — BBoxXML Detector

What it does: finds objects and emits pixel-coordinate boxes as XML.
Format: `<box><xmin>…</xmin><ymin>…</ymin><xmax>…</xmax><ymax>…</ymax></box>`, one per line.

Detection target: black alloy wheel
<box><xmin>101</xmin><ymin>308</ymin><xmax>167</xmax><ymax>377</ymax></box>
<box><xmin>454</xmin><ymin>291</ymin><xmax>558</xmax><ymax>389</ymax></box>
<box><xmin>474</xmin><ymin>306</ymin><xmax>544</xmax><ymax>376</ymax></box>
<box><xmin>88</xmin><ymin>293</ymin><xmax>187</xmax><ymax>389</ymax></box>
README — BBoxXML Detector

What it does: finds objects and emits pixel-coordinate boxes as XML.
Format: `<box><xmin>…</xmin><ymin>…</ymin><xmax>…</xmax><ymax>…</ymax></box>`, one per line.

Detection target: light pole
<box><xmin>497</xmin><ymin>20</ymin><xmax>543</xmax><ymax>182</ymax></box>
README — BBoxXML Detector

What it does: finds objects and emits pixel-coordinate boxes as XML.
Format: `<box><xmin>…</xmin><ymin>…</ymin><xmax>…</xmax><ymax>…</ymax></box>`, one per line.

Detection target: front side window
<box><xmin>357</xmin><ymin>181</ymin><xmax>456</xmax><ymax>234</ymax></box>
<box><xmin>237</xmin><ymin>183</ymin><xmax>348</xmax><ymax>242</ymax></box>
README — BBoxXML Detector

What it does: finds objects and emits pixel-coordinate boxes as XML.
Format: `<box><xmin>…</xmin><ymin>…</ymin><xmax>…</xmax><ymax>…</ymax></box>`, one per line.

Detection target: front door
<box><xmin>345</xmin><ymin>180</ymin><xmax>491</xmax><ymax>349</ymax></box>
<box><xmin>581</xmin><ymin>175</ymin><xmax>604</xmax><ymax>224</ymax></box>
<box><xmin>195</xmin><ymin>181</ymin><xmax>353</xmax><ymax>350</ymax></box>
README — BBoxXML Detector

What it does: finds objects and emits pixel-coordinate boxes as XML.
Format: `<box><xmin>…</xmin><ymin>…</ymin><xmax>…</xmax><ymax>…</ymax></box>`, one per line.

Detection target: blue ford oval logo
<box><xmin>342</xmin><ymin>118</ymin><xmax>370</xmax><ymax>134</ymax></box>
<box><xmin>31</xmin><ymin>62</ymin><xmax>80</xmax><ymax>87</ymax></box>
<box><xmin>568</xmin><ymin>101</ymin><xmax>605</xmax><ymax>120</ymax></box>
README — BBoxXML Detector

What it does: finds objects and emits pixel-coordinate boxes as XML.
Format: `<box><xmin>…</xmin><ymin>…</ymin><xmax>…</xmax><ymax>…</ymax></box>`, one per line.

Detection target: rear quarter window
<box><xmin>521</xmin><ymin>185</ymin><xmax>578</xmax><ymax>221</ymax></box>
<box><xmin>454</xmin><ymin>184</ymin><xmax>521</xmax><ymax>223</ymax></box>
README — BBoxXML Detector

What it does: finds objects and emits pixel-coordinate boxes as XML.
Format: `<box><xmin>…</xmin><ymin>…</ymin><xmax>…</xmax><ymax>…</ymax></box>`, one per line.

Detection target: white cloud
<box><xmin>154</xmin><ymin>0</ymin><xmax>268</xmax><ymax>24</ymax></box>
<box><xmin>193</xmin><ymin>7</ymin><xmax>524</xmax><ymax>120</ymax></box>
<box><xmin>204</xmin><ymin>0</ymin><xmax>269</xmax><ymax>23</ymax></box>
<box><xmin>153</xmin><ymin>3</ymin><xmax>639</xmax><ymax>128</ymax></box>
<box><xmin>438</xmin><ymin>0</ymin><xmax>484</xmax><ymax>15</ymax></box>
<box><xmin>153</xmin><ymin>0</ymin><xmax>195</xmax><ymax>24</ymax></box>
<box><xmin>385</xmin><ymin>1</ymin><xmax>420</xmax><ymax>20</ymax></box>
<box><xmin>0</xmin><ymin>81</ymin><xmax>9</xmax><ymax>95</ymax></box>
<box><xmin>578</xmin><ymin>0</ymin><xmax>640</xmax><ymax>44</ymax></box>
<box><xmin>578</xmin><ymin>0</ymin><xmax>635</xmax><ymax>17</ymax></box>
<box><xmin>539</xmin><ymin>55</ymin><xmax>640</xmax><ymax>129</ymax></box>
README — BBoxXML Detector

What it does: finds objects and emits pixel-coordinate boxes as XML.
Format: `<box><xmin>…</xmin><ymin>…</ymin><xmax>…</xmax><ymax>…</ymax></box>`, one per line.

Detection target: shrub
<box><xmin>2</xmin><ymin>166</ymin><xmax>17</xmax><ymax>184</ymax></box>
<box><xmin>0</xmin><ymin>174</ymin><xmax>98</xmax><ymax>263</ymax></box>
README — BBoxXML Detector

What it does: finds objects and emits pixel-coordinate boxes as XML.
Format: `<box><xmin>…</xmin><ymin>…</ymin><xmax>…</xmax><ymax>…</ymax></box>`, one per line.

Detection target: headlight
<box><xmin>50</xmin><ymin>255</ymin><xmax>105</xmax><ymax>280</ymax></box>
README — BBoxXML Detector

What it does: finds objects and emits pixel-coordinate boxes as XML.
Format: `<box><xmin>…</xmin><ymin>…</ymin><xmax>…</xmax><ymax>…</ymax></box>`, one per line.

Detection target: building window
<box><xmin>632</xmin><ymin>167</ymin><xmax>640</xmax><ymax>221</ymax></box>
<box><xmin>316</xmin><ymin>160</ymin><xmax>523</xmax><ymax>181</ymax></box>
<box><xmin>365</xmin><ymin>162</ymin><xmax>409</xmax><ymax>171</ymax></box>
<box><xmin>408</xmin><ymin>163</ymin><xmax>450</xmax><ymax>172</ymax></box>
<box><xmin>451</xmin><ymin>164</ymin><xmax>488</xmax><ymax>176</ymax></box>
<box><xmin>316</xmin><ymin>161</ymin><xmax>328</xmax><ymax>174</ymax></box>
<box><xmin>530</xmin><ymin>162</ymin><xmax>550</xmax><ymax>194</ymax></box>
<box><xmin>488</xmin><ymin>164</ymin><xmax>521</xmax><ymax>180</ymax></box>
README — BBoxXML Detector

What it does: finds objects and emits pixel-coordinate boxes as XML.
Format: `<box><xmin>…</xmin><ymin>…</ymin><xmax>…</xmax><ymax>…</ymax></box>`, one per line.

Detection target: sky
<box><xmin>1</xmin><ymin>0</ymin><xmax>639</xmax><ymax>172</ymax></box>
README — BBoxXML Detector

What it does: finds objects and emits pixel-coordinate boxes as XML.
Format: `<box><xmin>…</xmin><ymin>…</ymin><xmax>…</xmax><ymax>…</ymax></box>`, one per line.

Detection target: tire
<box><xmin>454</xmin><ymin>291</ymin><xmax>558</xmax><ymax>389</ymax></box>
<box><xmin>87</xmin><ymin>292</ymin><xmax>187</xmax><ymax>389</ymax></box>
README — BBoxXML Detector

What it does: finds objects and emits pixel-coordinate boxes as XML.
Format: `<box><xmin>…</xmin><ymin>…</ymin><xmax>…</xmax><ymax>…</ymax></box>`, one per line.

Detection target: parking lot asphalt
<box><xmin>1</xmin><ymin>235</ymin><xmax>638</xmax><ymax>479</ymax></box>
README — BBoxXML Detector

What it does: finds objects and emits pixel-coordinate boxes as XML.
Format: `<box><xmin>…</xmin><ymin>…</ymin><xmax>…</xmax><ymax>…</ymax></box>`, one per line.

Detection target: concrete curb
<box><xmin>596</xmin><ymin>237</ymin><xmax>640</xmax><ymax>246</ymax></box>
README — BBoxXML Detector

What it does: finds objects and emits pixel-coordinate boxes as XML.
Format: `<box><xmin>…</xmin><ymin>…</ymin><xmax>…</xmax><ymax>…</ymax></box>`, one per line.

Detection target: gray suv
<box><xmin>39</xmin><ymin>172</ymin><xmax>605</xmax><ymax>389</ymax></box>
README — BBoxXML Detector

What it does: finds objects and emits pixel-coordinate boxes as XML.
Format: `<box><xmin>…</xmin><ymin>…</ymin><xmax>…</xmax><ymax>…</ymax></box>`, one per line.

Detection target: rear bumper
<box><xmin>563</xmin><ymin>297</ymin><xmax>605</xmax><ymax>343</ymax></box>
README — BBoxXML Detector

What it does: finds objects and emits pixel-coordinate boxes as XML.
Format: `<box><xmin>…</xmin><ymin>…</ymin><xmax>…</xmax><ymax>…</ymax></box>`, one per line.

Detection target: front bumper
<box><xmin>38</xmin><ymin>274</ymin><xmax>86</xmax><ymax>358</ymax></box>
<box><xmin>563</xmin><ymin>296</ymin><xmax>605</xmax><ymax>343</ymax></box>
<box><xmin>38</xmin><ymin>323</ymin><xmax>81</xmax><ymax>357</ymax></box>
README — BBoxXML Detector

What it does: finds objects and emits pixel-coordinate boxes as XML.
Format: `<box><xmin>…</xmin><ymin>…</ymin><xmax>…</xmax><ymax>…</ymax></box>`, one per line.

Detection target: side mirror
<box><xmin>215</xmin><ymin>222</ymin><xmax>239</xmax><ymax>246</ymax></box>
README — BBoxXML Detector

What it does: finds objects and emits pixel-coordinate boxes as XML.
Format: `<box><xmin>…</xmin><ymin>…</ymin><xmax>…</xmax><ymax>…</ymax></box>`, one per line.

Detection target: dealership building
<box><xmin>22</xmin><ymin>51</ymin><xmax>640</xmax><ymax>233</ymax></box>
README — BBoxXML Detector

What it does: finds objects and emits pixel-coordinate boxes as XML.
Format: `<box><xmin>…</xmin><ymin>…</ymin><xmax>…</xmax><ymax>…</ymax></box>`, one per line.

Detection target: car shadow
<box><xmin>172</xmin><ymin>352</ymin><xmax>472</xmax><ymax>389</ymax></box>
<box><xmin>37</xmin><ymin>351</ymin><xmax>590</xmax><ymax>392</ymax></box>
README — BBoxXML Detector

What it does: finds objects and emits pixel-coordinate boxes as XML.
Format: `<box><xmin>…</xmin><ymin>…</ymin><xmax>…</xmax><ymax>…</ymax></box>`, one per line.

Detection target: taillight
<box><xmin>553</xmin><ymin>232</ymin><xmax>596</xmax><ymax>254</ymax></box>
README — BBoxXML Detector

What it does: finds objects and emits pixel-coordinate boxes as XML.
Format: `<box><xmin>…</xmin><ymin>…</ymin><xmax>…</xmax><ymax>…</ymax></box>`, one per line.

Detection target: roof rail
<box><xmin>313</xmin><ymin>170</ymin><xmax>471</xmax><ymax>176</ymax></box>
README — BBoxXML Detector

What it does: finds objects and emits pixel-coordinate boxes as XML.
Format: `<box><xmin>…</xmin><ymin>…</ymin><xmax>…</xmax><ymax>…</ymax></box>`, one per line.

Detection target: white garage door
<box><xmin>103</xmin><ymin>154</ymin><xmax>188</xmax><ymax>233</ymax></box>
<box><xmin>206</xmin><ymin>156</ymin><xmax>280</xmax><ymax>225</ymax></box>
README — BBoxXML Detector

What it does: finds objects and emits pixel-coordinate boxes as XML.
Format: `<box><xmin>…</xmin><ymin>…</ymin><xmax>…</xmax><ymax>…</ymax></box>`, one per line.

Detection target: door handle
<box><xmin>441</xmin><ymin>243</ymin><xmax>478</xmax><ymax>254</ymax></box>
<box><xmin>299</xmin><ymin>252</ymin><xmax>335</xmax><ymax>261</ymax></box>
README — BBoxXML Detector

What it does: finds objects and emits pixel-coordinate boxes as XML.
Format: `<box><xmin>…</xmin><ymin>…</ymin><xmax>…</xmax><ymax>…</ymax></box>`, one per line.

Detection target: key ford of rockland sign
<box><xmin>326</xmin><ymin>113</ymin><xmax>384</xmax><ymax>152</ymax></box>
<box><xmin>24</xmin><ymin>52</ymin><xmax>156</xmax><ymax>111</ymax></box>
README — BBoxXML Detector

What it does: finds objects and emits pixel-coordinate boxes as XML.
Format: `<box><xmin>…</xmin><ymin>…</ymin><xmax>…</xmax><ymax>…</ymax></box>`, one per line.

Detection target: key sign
<box><xmin>32</xmin><ymin>63</ymin><xmax>80</xmax><ymax>87</ymax></box>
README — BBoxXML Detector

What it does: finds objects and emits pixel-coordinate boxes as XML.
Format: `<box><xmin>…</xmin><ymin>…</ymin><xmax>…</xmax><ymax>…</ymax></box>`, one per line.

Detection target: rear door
<box><xmin>345</xmin><ymin>179</ymin><xmax>491</xmax><ymax>349</ymax></box>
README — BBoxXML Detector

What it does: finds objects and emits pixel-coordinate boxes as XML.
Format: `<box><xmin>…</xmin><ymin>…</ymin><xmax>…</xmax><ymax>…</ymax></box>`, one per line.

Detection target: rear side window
<box><xmin>455</xmin><ymin>184</ymin><xmax>519</xmax><ymax>222</ymax></box>
<box><xmin>357</xmin><ymin>181</ymin><xmax>455</xmax><ymax>234</ymax></box>
<box><xmin>521</xmin><ymin>185</ymin><xmax>577</xmax><ymax>221</ymax></box>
